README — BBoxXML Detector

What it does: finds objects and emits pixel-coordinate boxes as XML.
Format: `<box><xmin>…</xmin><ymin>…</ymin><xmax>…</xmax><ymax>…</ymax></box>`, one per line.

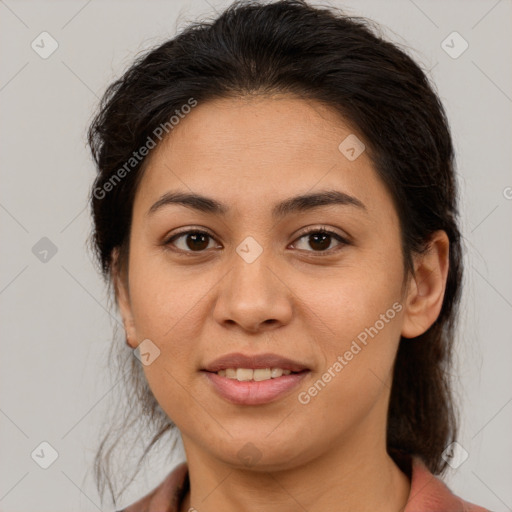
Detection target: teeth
<box><xmin>237</xmin><ymin>368</ymin><xmax>253</xmax><ymax>381</ymax></box>
<box><xmin>253</xmin><ymin>368</ymin><xmax>271</xmax><ymax>381</ymax></box>
<box><xmin>271</xmin><ymin>368</ymin><xmax>283</xmax><ymax>378</ymax></box>
<box><xmin>216</xmin><ymin>368</ymin><xmax>293</xmax><ymax>381</ymax></box>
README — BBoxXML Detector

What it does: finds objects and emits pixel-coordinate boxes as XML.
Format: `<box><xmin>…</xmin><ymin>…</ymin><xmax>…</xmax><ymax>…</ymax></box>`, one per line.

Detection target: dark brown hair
<box><xmin>87</xmin><ymin>0</ymin><xmax>462</xmax><ymax>505</ymax></box>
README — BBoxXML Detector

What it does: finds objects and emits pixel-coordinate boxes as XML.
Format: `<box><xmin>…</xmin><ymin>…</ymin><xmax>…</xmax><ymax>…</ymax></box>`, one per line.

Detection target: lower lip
<box><xmin>202</xmin><ymin>370</ymin><xmax>310</xmax><ymax>405</ymax></box>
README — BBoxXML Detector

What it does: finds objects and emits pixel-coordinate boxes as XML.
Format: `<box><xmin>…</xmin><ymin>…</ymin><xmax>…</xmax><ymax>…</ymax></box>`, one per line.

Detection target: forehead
<box><xmin>134</xmin><ymin>95</ymin><xmax>390</xmax><ymax>219</ymax></box>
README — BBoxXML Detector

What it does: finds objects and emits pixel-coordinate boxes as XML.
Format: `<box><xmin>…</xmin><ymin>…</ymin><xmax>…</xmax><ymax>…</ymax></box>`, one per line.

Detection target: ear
<box><xmin>112</xmin><ymin>247</ymin><xmax>138</xmax><ymax>349</ymax></box>
<box><xmin>401</xmin><ymin>230</ymin><xmax>450</xmax><ymax>339</ymax></box>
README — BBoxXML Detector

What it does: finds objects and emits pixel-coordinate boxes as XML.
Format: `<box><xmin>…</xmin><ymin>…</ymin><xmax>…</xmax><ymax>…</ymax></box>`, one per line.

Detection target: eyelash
<box><xmin>163</xmin><ymin>226</ymin><xmax>350</xmax><ymax>257</ymax></box>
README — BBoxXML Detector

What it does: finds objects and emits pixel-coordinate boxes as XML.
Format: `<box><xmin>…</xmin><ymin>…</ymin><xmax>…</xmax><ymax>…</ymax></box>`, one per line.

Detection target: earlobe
<box><xmin>111</xmin><ymin>247</ymin><xmax>138</xmax><ymax>349</ymax></box>
<box><xmin>401</xmin><ymin>230</ymin><xmax>450</xmax><ymax>339</ymax></box>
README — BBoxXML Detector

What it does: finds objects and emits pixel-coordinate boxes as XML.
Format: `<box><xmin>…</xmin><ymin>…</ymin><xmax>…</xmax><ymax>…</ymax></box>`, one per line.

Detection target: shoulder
<box><xmin>405</xmin><ymin>457</ymin><xmax>492</xmax><ymax>512</ymax></box>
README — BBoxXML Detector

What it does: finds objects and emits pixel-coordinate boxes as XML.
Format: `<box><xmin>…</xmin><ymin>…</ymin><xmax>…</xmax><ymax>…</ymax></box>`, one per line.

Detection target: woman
<box><xmin>87</xmin><ymin>1</ymin><xmax>490</xmax><ymax>510</ymax></box>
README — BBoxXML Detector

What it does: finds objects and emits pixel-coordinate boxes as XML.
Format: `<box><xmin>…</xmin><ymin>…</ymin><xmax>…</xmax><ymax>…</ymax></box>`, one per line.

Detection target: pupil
<box><xmin>187</xmin><ymin>232</ymin><xmax>209</xmax><ymax>251</ymax></box>
<box><xmin>310</xmin><ymin>233</ymin><xmax>330</xmax><ymax>251</ymax></box>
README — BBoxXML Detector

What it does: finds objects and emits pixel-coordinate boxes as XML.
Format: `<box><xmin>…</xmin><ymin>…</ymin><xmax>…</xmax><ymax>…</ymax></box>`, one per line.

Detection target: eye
<box><xmin>291</xmin><ymin>227</ymin><xmax>349</xmax><ymax>255</ymax></box>
<box><xmin>164</xmin><ymin>229</ymin><xmax>219</xmax><ymax>253</ymax></box>
<box><xmin>163</xmin><ymin>226</ymin><xmax>349</xmax><ymax>255</ymax></box>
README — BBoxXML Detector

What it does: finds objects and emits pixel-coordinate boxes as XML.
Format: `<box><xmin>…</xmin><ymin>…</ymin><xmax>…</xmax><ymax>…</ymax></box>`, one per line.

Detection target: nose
<box><xmin>212</xmin><ymin>246</ymin><xmax>293</xmax><ymax>333</ymax></box>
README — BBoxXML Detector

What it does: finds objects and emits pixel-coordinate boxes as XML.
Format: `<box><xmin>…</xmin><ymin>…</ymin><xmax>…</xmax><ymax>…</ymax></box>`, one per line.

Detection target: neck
<box><xmin>179</xmin><ymin>431</ymin><xmax>410</xmax><ymax>512</ymax></box>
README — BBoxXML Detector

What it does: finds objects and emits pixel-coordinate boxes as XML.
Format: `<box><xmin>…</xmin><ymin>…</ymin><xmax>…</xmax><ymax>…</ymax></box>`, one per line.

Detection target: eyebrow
<box><xmin>147</xmin><ymin>189</ymin><xmax>367</xmax><ymax>218</ymax></box>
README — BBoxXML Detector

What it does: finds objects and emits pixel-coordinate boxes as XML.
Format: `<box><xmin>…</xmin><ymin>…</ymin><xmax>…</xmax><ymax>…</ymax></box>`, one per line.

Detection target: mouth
<box><xmin>202</xmin><ymin>352</ymin><xmax>310</xmax><ymax>374</ymax></box>
<box><xmin>200</xmin><ymin>352</ymin><xmax>311</xmax><ymax>405</ymax></box>
<box><xmin>201</xmin><ymin>368</ymin><xmax>311</xmax><ymax>405</ymax></box>
<box><xmin>202</xmin><ymin>367</ymin><xmax>309</xmax><ymax>382</ymax></box>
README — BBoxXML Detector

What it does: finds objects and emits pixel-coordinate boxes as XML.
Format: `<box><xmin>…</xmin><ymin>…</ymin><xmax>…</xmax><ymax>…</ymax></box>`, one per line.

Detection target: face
<box><xmin>115</xmin><ymin>95</ymin><xmax>434</xmax><ymax>471</ymax></box>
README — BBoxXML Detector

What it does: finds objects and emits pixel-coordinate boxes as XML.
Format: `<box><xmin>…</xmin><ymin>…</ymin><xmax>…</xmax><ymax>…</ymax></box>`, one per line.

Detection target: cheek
<box><xmin>298</xmin><ymin>257</ymin><xmax>404</xmax><ymax>406</ymax></box>
<box><xmin>127</xmin><ymin>246</ymin><xmax>204</xmax><ymax>340</ymax></box>
<box><xmin>306</xmin><ymin>256</ymin><xmax>404</xmax><ymax>347</ymax></box>
<box><xmin>127</xmin><ymin>257</ymin><xmax>206</xmax><ymax>425</ymax></box>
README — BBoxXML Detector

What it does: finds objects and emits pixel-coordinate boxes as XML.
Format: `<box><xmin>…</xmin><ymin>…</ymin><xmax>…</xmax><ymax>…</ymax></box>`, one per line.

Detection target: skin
<box><xmin>114</xmin><ymin>95</ymin><xmax>449</xmax><ymax>512</ymax></box>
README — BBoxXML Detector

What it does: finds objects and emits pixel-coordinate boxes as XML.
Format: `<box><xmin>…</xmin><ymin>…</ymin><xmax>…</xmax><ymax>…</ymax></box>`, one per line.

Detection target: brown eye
<box><xmin>293</xmin><ymin>228</ymin><xmax>348</xmax><ymax>254</ymax></box>
<box><xmin>166</xmin><ymin>230</ymin><xmax>216</xmax><ymax>252</ymax></box>
<box><xmin>165</xmin><ymin>227</ymin><xmax>348</xmax><ymax>256</ymax></box>
<box><xmin>307</xmin><ymin>231</ymin><xmax>332</xmax><ymax>251</ymax></box>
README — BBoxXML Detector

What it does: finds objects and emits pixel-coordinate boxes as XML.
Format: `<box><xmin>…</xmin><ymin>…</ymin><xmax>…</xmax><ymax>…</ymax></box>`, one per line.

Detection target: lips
<box><xmin>202</xmin><ymin>352</ymin><xmax>310</xmax><ymax>373</ymax></box>
<box><xmin>203</xmin><ymin>370</ymin><xmax>310</xmax><ymax>405</ymax></box>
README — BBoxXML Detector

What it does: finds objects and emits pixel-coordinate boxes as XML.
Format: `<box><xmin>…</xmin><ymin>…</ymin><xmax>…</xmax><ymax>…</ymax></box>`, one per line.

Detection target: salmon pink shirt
<box><xmin>118</xmin><ymin>456</ymin><xmax>491</xmax><ymax>512</ymax></box>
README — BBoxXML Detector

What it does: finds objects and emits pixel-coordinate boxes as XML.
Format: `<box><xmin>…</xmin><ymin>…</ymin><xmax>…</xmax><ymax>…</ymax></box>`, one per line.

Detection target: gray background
<box><xmin>0</xmin><ymin>0</ymin><xmax>511</xmax><ymax>511</ymax></box>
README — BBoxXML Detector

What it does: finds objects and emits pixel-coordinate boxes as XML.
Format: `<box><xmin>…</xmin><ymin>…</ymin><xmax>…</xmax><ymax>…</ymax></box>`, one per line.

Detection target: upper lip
<box><xmin>202</xmin><ymin>352</ymin><xmax>310</xmax><ymax>373</ymax></box>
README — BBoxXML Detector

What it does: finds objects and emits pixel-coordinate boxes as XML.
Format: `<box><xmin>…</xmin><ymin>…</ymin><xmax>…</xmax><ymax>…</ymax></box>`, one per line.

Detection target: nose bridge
<box><xmin>213</xmin><ymin>234</ymin><xmax>292</xmax><ymax>331</ymax></box>
<box><xmin>232</xmin><ymin>237</ymin><xmax>275</xmax><ymax>298</ymax></box>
